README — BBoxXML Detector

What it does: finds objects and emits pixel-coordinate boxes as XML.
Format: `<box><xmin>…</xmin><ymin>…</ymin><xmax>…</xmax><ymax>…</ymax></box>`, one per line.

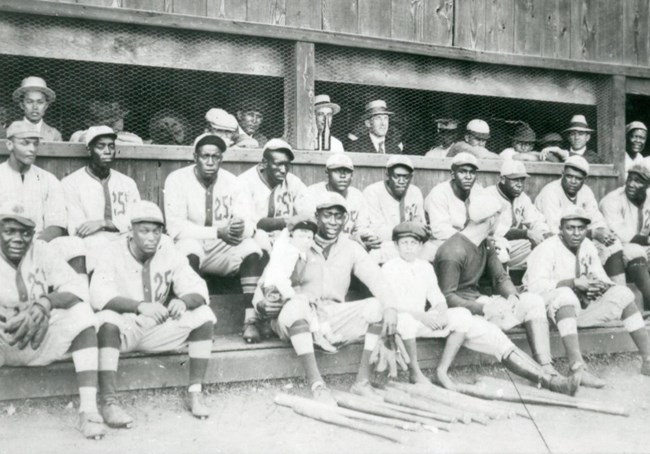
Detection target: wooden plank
<box><xmin>390</xmin><ymin>0</ymin><xmax>421</xmax><ymax>41</ymax></box>
<box><xmin>206</xmin><ymin>0</ymin><xmax>247</xmax><ymax>20</ymax></box>
<box><xmin>75</xmin><ymin>0</ymin><xmax>119</xmax><ymax>6</ymax></box>
<box><xmin>285</xmin><ymin>0</ymin><xmax>322</xmax><ymax>29</ymax></box>
<box><xmin>247</xmin><ymin>0</ymin><xmax>286</xmax><ymax>25</ymax></box>
<box><xmin>597</xmin><ymin>75</ymin><xmax>627</xmax><ymax>185</ymax></box>
<box><xmin>595</xmin><ymin>0</ymin><xmax>623</xmax><ymax>64</ymax></box>
<box><xmin>623</xmin><ymin>0</ymin><xmax>650</xmax><ymax>66</ymax></box>
<box><xmin>322</xmin><ymin>0</ymin><xmax>358</xmax><ymax>34</ymax></box>
<box><xmin>357</xmin><ymin>0</ymin><xmax>391</xmax><ymax>38</ymax></box>
<box><xmin>514</xmin><ymin>0</ymin><xmax>543</xmax><ymax>56</ymax></box>
<box><xmin>172</xmin><ymin>0</ymin><xmax>207</xmax><ymax>16</ymax></box>
<box><xmin>571</xmin><ymin>0</ymin><xmax>597</xmax><ymax>61</ymax></box>
<box><xmin>284</xmin><ymin>42</ymin><xmax>316</xmax><ymax>149</ymax></box>
<box><xmin>423</xmin><ymin>0</ymin><xmax>454</xmax><ymax>46</ymax></box>
<box><xmin>484</xmin><ymin>0</ymin><xmax>514</xmax><ymax>54</ymax></box>
<box><xmin>454</xmin><ymin>0</ymin><xmax>486</xmax><ymax>50</ymax></box>
<box><xmin>627</xmin><ymin>77</ymin><xmax>650</xmax><ymax>96</ymax></box>
<box><xmin>122</xmin><ymin>0</ymin><xmax>165</xmax><ymax>11</ymax></box>
<box><xmin>541</xmin><ymin>0</ymin><xmax>571</xmax><ymax>59</ymax></box>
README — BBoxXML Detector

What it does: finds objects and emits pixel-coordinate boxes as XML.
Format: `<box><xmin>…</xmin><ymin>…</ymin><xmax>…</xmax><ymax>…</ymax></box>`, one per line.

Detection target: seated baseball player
<box><xmin>433</xmin><ymin>193</ymin><xmax>557</xmax><ymax>374</ymax></box>
<box><xmin>62</xmin><ymin>126</ymin><xmax>141</xmax><ymax>273</ymax></box>
<box><xmin>0</xmin><ymin>202</ymin><xmax>105</xmax><ymax>439</ymax></box>
<box><xmin>384</xmin><ymin>221</ymin><xmax>580</xmax><ymax>394</ymax></box>
<box><xmin>535</xmin><ymin>156</ymin><xmax>627</xmax><ymax>284</ymax></box>
<box><xmin>484</xmin><ymin>160</ymin><xmax>551</xmax><ymax>271</ymax></box>
<box><xmin>599</xmin><ymin>164</ymin><xmax>650</xmax><ymax>311</ymax></box>
<box><xmin>164</xmin><ymin>133</ymin><xmax>265</xmax><ymax>343</ymax></box>
<box><xmin>90</xmin><ymin>201</ymin><xmax>216</xmax><ymax>425</ymax></box>
<box><xmin>0</xmin><ymin>120</ymin><xmax>85</xmax><ymax>272</ymax></box>
<box><xmin>363</xmin><ymin>155</ymin><xmax>429</xmax><ymax>263</ymax></box>
<box><xmin>13</xmin><ymin>76</ymin><xmax>62</xmax><ymax>142</ymax></box>
<box><xmin>446</xmin><ymin>119</ymin><xmax>499</xmax><ymax>159</ymax></box>
<box><xmin>297</xmin><ymin>153</ymin><xmax>378</xmax><ymax>250</ymax></box>
<box><xmin>238</xmin><ymin>138</ymin><xmax>307</xmax><ymax>251</ymax></box>
<box><xmin>254</xmin><ymin>192</ymin><xmax>399</xmax><ymax>403</ymax></box>
<box><xmin>524</xmin><ymin>205</ymin><xmax>650</xmax><ymax>386</ymax></box>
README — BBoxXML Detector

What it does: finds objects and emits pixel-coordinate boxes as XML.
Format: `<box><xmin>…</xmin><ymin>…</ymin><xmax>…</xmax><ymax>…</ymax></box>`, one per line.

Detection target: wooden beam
<box><xmin>283</xmin><ymin>42</ymin><xmax>315</xmax><ymax>149</ymax></box>
<box><xmin>627</xmin><ymin>77</ymin><xmax>650</xmax><ymax>96</ymax></box>
<box><xmin>597</xmin><ymin>75</ymin><xmax>626</xmax><ymax>185</ymax></box>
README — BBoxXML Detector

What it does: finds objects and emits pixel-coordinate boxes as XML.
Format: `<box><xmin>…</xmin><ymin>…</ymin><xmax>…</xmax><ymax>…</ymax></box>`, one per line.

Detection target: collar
<box><xmin>369</xmin><ymin>132</ymin><xmax>386</xmax><ymax>150</ymax></box>
<box><xmin>256</xmin><ymin>165</ymin><xmax>277</xmax><ymax>190</ymax></box>
<box><xmin>23</xmin><ymin>118</ymin><xmax>43</xmax><ymax>130</ymax></box>
<box><xmin>496</xmin><ymin>183</ymin><xmax>516</xmax><ymax>203</ymax></box>
<box><xmin>193</xmin><ymin>165</ymin><xmax>218</xmax><ymax>190</ymax></box>
<box><xmin>127</xmin><ymin>237</ymin><xmax>155</xmax><ymax>265</ymax></box>
<box><xmin>384</xmin><ymin>181</ymin><xmax>404</xmax><ymax>201</ymax></box>
<box><xmin>569</xmin><ymin>146</ymin><xmax>586</xmax><ymax>156</ymax></box>
<box><xmin>85</xmin><ymin>165</ymin><xmax>111</xmax><ymax>182</ymax></box>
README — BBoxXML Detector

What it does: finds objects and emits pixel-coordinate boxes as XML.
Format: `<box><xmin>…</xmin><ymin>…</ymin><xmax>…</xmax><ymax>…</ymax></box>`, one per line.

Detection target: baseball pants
<box><xmin>482</xmin><ymin>292</ymin><xmax>547</xmax><ymax>331</ymax></box>
<box><xmin>622</xmin><ymin>242</ymin><xmax>650</xmax><ymax>264</ymax></box>
<box><xmin>176</xmin><ymin>238</ymin><xmax>262</xmax><ymax>276</ymax></box>
<box><xmin>594</xmin><ymin>237</ymin><xmax>623</xmax><ymax>266</ymax></box>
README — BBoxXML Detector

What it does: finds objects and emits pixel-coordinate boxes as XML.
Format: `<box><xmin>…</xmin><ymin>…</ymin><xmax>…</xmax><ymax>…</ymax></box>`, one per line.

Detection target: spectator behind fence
<box><xmin>237</xmin><ymin>98</ymin><xmax>268</xmax><ymax>147</ymax></box>
<box><xmin>312</xmin><ymin>94</ymin><xmax>344</xmax><ymax>152</ymax></box>
<box><xmin>205</xmin><ymin>108</ymin><xmax>258</xmax><ymax>148</ymax></box>
<box><xmin>564</xmin><ymin>115</ymin><xmax>600</xmax><ymax>164</ymax></box>
<box><xmin>347</xmin><ymin>100</ymin><xmax>403</xmax><ymax>154</ymax></box>
<box><xmin>626</xmin><ymin>121</ymin><xmax>648</xmax><ymax>174</ymax></box>
<box><xmin>148</xmin><ymin>109</ymin><xmax>190</xmax><ymax>145</ymax></box>
<box><xmin>425</xmin><ymin>118</ymin><xmax>458</xmax><ymax>158</ymax></box>
<box><xmin>538</xmin><ymin>132</ymin><xmax>565</xmax><ymax>163</ymax></box>
<box><xmin>70</xmin><ymin>101</ymin><xmax>143</xmax><ymax>145</ymax></box>
<box><xmin>500</xmin><ymin>123</ymin><xmax>540</xmax><ymax>161</ymax></box>
<box><xmin>447</xmin><ymin>119</ymin><xmax>499</xmax><ymax>160</ymax></box>
<box><xmin>13</xmin><ymin>76</ymin><xmax>62</xmax><ymax>142</ymax></box>
<box><xmin>0</xmin><ymin>105</ymin><xmax>9</xmax><ymax>139</ymax></box>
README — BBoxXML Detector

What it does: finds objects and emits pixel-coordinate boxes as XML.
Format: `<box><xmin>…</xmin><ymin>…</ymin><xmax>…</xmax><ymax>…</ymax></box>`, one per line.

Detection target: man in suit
<box><xmin>347</xmin><ymin>100</ymin><xmax>403</xmax><ymax>154</ymax></box>
<box><xmin>13</xmin><ymin>76</ymin><xmax>62</xmax><ymax>142</ymax></box>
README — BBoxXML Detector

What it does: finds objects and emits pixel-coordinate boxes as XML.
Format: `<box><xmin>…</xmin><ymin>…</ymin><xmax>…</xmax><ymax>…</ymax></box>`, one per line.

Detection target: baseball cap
<box><xmin>130</xmin><ymin>201</ymin><xmax>164</xmax><ymax>225</ymax></box>
<box><xmin>466</xmin><ymin>119</ymin><xmax>490</xmax><ymax>140</ymax></box>
<box><xmin>6</xmin><ymin>120</ymin><xmax>43</xmax><ymax>140</ymax></box>
<box><xmin>467</xmin><ymin>194</ymin><xmax>503</xmax><ymax>224</ymax></box>
<box><xmin>287</xmin><ymin>214</ymin><xmax>318</xmax><ymax>234</ymax></box>
<box><xmin>451</xmin><ymin>152</ymin><xmax>479</xmax><ymax>170</ymax></box>
<box><xmin>326</xmin><ymin>153</ymin><xmax>354</xmax><ymax>171</ymax></box>
<box><xmin>564</xmin><ymin>155</ymin><xmax>590</xmax><ymax>176</ymax></box>
<box><xmin>193</xmin><ymin>133</ymin><xmax>227</xmax><ymax>153</ymax></box>
<box><xmin>500</xmin><ymin>160</ymin><xmax>529</xmax><ymax>179</ymax></box>
<box><xmin>316</xmin><ymin>192</ymin><xmax>348</xmax><ymax>213</ymax></box>
<box><xmin>263</xmin><ymin>138</ymin><xmax>295</xmax><ymax>161</ymax></box>
<box><xmin>386</xmin><ymin>155</ymin><xmax>414</xmax><ymax>172</ymax></box>
<box><xmin>626</xmin><ymin>121</ymin><xmax>648</xmax><ymax>134</ymax></box>
<box><xmin>0</xmin><ymin>202</ymin><xmax>36</xmax><ymax>228</ymax></box>
<box><xmin>85</xmin><ymin>125</ymin><xmax>117</xmax><ymax>147</ymax></box>
<box><xmin>392</xmin><ymin>221</ymin><xmax>429</xmax><ymax>242</ymax></box>
<box><xmin>560</xmin><ymin>205</ymin><xmax>591</xmax><ymax>225</ymax></box>
<box><xmin>628</xmin><ymin>163</ymin><xmax>650</xmax><ymax>183</ymax></box>
<box><xmin>205</xmin><ymin>108</ymin><xmax>238</xmax><ymax>132</ymax></box>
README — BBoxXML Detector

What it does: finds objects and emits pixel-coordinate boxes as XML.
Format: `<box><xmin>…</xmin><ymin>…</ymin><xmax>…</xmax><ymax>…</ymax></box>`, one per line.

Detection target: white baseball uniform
<box><xmin>425</xmin><ymin>180</ymin><xmax>484</xmax><ymax>242</ymax></box>
<box><xmin>599</xmin><ymin>186</ymin><xmax>650</xmax><ymax>262</ymax></box>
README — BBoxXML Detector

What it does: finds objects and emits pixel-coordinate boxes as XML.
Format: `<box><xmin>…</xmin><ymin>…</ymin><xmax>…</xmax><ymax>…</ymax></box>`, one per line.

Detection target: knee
<box><xmin>277</xmin><ymin>298</ymin><xmax>311</xmax><ymax>329</ymax></box>
<box><xmin>607</xmin><ymin>285</ymin><xmax>635</xmax><ymax>309</ymax></box>
<box><xmin>66</xmin><ymin>303</ymin><xmax>96</xmax><ymax>330</ymax></box>
<box><xmin>520</xmin><ymin>293</ymin><xmax>546</xmax><ymax>318</ymax></box>
<box><xmin>447</xmin><ymin>307</ymin><xmax>473</xmax><ymax>332</ymax></box>
<box><xmin>192</xmin><ymin>305</ymin><xmax>217</xmax><ymax>325</ymax></box>
<box><xmin>98</xmin><ymin>322</ymin><xmax>121</xmax><ymax>341</ymax></box>
<box><xmin>396</xmin><ymin>313</ymin><xmax>419</xmax><ymax>339</ymax></box>
<box><xmin>177</xmin><ymin>239</ymin><xmax>204</xmax><ymax>261</ymax></box>
<box><xmin>95</xmin><ymin>309</ymin><xmax>123</xmax><ymax>330</ymax></box>
<box><xmin>363</xmin><ymin>299</ymin><xmax>383</xmax><ymax>324</ymax></box>
<box><xmin>624</xmin><ymin>244</ymin><xmax>647</xmax><ymax>263</ymax></box>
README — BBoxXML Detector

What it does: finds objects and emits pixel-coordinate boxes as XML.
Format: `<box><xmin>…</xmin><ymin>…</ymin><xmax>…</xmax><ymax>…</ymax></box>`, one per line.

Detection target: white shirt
<box><xmin>599</xmin><ymin>186</ymin><xmax>650</xmax><ymax>243</ymax></box>
<box><xmin>484</xmin><ymin>185</ymin><xmax>549</xmax><ymax>238</ymax></box>
<box><xmin>363</xmin><ymin>181</ymin><xmax>425</xmax><ymax>241</ymax></box>
<box><xmin>313</xmin><ymin>135</ymin><xmax>344</xmax><ymax>152</ymax></box>
<box><xmin>425</xmin><ymin>180</ymin><xmax>484</xmax><ymax>241</ymax></box>
<box><xmin>382</xmin><ymin>257</ymin><xmax>446</xmax><ymax>312</ymax></box>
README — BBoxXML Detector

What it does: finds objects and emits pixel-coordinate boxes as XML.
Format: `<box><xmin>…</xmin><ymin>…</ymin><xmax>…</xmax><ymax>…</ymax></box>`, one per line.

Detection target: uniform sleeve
<box><xmin>525</xmin><ymin>245</ymin><xmax>562</xmax><ymax>294</ymax></box>
<box><xmin>363</xmin><ymin>186</ymin><xmax>393</xmax><ymax>241</ymax></box>
<box><xmin>89</xmin><ymin>251</ymin><xmax>122</xmax><ymax>311</ymax></box>
<box><xmin>170</xmin><ymin>248</ymin><xmax>209</xmax><ymax>304</ymax></box>
<box><xmin>354</xmin><ymin>191</ymin><xmax>373</xmax><ymax>236</ymax></box>
<box><xmin>352</xmin><ymin>243</ymin><xmax>397</xmax><ymax>310</ymax></box>
<box><xmin>599</xmin><ymin>193</ymin><xmax>631</xmax><ymax>242</ymax></box>
<box><xmin>164</xmin><ymin>172</ymin><xmax>215</xmax><ymax>241</ymax></box>
<box><xmin>42</xmin><ymin>242</ymin><xmax>89</xmax><ymax>302</ymax></box>
<box><xmin>535</xmin><ymin>185</ymin><xmax>561</xmax><ymax>234</ymax></box>
<box><xmin>521</xmin><ymin>193</ymin><xmax>550</xmax><ymax>234</ymax></box>
<box><xmin>62</xmin><ymin>176</ymin><xmax>85</xmax><ymax>236</ymax></box>
<box><xmin>44</xmin><ymin>174</ymin><xmax>68</xmax><ymax>230</ymax></box>
<box><xmin>425</xmin><ymin>189</ymin><xmax>459</xmax><ymax>241</ymax></box>
<box><xmin>263</xmin><ymin>237</ymin><xmax>300</xmax><ymax>299</ymax></box>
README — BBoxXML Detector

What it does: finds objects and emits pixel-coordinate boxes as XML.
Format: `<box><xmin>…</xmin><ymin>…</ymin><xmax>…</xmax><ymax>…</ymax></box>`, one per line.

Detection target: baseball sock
<box><xmin>70</xmin><ymin>327</ymin><xmax>99</xmax><ymax>414</ymax></box>
<box><xmin>188</xmin><ymin>322</ymin><xmax>214</xmax><ymax>389</ymax></box>
<box><xmin>603</xmin><ymin>251</ymin><xmax>626</xmax><ymax>285</ymax></box>
<box><xmin>626</xmin><ymin>258</ymin><xmax>650</xmax><ymax>311</ymax></box>
<box><xmin>555</xmin><ymin>306</ymin><xmax>583</xmax><ymax>366</ymax></box>
<box><xmin>622</xmin><ymin>303</ymin><xmax>650</xmax><ymax>358</ymax></box>
<box><xmin>239</xmin><ymin>252</ymin><xmax>269</xmax><ymax>295</ymax></box>
<box><xmin>356</xmin><ymin>323</ymin><xmax>382</xmax><ymax>383</ymax></box>
<box><xmin>97</xmin><ymin>323</ymin><xmax>121</xmax><ymax>406</ymax></box>
<box><xmin>289</xmin><ymin>320</ymin><xmax>322</xmax><ymax>386</ymax></box>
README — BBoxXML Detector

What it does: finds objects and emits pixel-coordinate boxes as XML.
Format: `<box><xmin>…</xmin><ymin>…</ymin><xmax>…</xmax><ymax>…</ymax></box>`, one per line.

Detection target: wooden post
<box><xmin>284</xmin><ymin>41</ymin><xmax>316</xmax><ymax>150</ymax></box>
<box><xmin>597</xmin><ymin>75</ymin><xmax>627</xmax><ymax>185</ymax></box>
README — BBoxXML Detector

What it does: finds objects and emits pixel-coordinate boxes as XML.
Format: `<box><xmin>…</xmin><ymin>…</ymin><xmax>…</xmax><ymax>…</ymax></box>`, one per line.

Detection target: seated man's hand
<box><xmin>167</xmin><ymin>298</ymin><xmax>187</xmax><ymax>320</ymax></box>
<box><xmin>418</xmin><ymin>309</ymin><xmax>448</xmax><ymax>331</ymax></box>
<box><xmin>218</xmin><ymin>221</ymin><xmax>243</xmax><ymax>246</ymax></box>
<box><xmin>593</xmin><ymin>227</ymin><xmax>616</xmax><ymax>246</ymax></box>
<box><xmin>382</xmin><ymin>307</ymin><xmax>398</xmax><ymax>336</ymax></box>
<box><xmin>137</xmin><ymin>302</ymin><xmax>169</xmax><ymax>324</ymax></box>
<box><xmin>76</xmin><ymin>220</ymin><xmax>107</xmax><ymax>238</ymax></box>
<box><xmin>27</xmin><ymin>301</ymin><xmax>50</xmax><ymax>350</ymax></box>
<box><xmin>540</xmin><ymin>146</ymin><xmax>568</xmax><ymax>161</ymax></box>
<box><xmin>361</xmin><ymin>233</ymin><xmax>382</xmax><ymax>250</ymax></box>
<box><xmin>573</xmin><ymin>275</ymin><xmax>591</xmax><ymax>293</ymax></box>
<box><xmin>5</xmin><ymin>309</ymin><xmax>33</xmax><ymax>349</ymax></box>
<box><xmin>526</xmin><ymin>229</ymin><xmax>546</xmax><ymax>247</ymax></box>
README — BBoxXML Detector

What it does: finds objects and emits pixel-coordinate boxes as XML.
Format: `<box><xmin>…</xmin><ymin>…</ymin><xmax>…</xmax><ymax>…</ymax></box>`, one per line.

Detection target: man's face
<box><xmin>208</xmin><ymin>127</ymin><xmax>235</xmax><ymax>146</ymax></box>
<box><xmin>451</xmin><ymin>165</ymin><xmax>477</xmax><ymax>193</ymax></box>
<box><xmin>0</xmin><ymin>220</ymin><xmax>34</xmax><ymax>264</ymax></box>
<box><xmin>628</xmin><ymin>129</ymin><xmax>648</xmax><ymax>155</ymax></box>
<box><xmin>438</xmin><ymin>129</ymin><xmax>457</xmax><ymax>148</ymax></box>
<box><xmin>131</xmin><ymin>222</ymin><xmax>162</xmax><ymax>256</ymax></box>
<box><xmin>465</xmin><ymin>133</ymin><xmax>486</xmax><ymax>148</ymax></box>
<box><xmin>560</xmin><ymin>219</ymin><xmax>588</xmax><ymax>250</ymax></box>
<box><xmin>327</xmin><ymin>168</ymin><xmax>353</xmax><ymax>193</ymax></box>
<box><xmin>263</xmin><ymin>150</ymin><xmax>292</xmax><ymax>186</ymax></box>
<box><xmin>89</xmin><ymin>136</ymin><xmax>116</xmax><ymax>171</ymax></box>
<box><xmin>513</xmin><ymin>141</ymin><xmax>534</xmax><ymax>153</ymax></box>
<box><xmin>20</xmin><ymin>91</ymin><xmax>49</xmax><ymax>123</ymax></box>
<box><xmin>365</xmin><ymin>114</ymin><xmax>389</xmax><ymax>138</ymax></box>
<box><xmin>625</xmin><ymin>173</ymin><xmax>649</xmax><ymax>202</ymax></box>
<box><xmin>567</xmin><ymin>131</ymin><xmax>590</xmax><ymax>150</ymax></box>
<box><xmin>386</xmin><ymin>166</ymin><xmax>413</xmax><ymax>199</ymax></box>
<box><xmin>194</xmin><ymin>144</ymin><xmax>223</xmax><ymax>180</ymax></box>
<box><xmin>561</xmin><ymin>167</ymin><xmax>586</xmax><ymax>198</ymax></box>
<box><xmin>237</xmin><ymin>110</ymin><xmax>263</xmax><ymax>136</ymax></box>
<box><xmin>316</xmin><ymin>206</ymin><xmax>346</xmax><ymax>240</ymax></box>
<box><xmin>500</xmin><ymin>176</ymin><xmax>526</xmax><ymax>199</ymax></box>
<box><xmin>7</xmin><ymin>137</ymin><xmax>39</xmax><ymax>167</ymax></box>
<box><xmin>396</xmin><ymin>236</ymin><xmax>422</xmax><ymax>263</ymax></box>
<box><xmin>316</xmin><ymin>107</ymin><xmax>334</xmax><ymax>133</ymax></box>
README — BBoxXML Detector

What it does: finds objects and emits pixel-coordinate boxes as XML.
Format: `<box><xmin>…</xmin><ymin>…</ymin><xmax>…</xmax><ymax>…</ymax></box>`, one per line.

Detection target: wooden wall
<box><xmin>43</xmin><ymin>0</ymin><xmax>650</xmax><ymax>68</ymax></box>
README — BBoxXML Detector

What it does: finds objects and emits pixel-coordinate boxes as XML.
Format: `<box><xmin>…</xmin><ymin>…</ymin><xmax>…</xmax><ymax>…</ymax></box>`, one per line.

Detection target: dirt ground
<box><xmin>1</xmin><ymin>353</ymin><xmax>649</xmax><ymax>454</ymax></box>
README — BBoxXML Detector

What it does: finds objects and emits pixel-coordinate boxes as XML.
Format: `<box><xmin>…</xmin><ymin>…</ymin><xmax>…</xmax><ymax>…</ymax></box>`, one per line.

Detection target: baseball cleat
<box><xmin>243</xmin><ymin>322</ymin><xmax>261</xmax><ymax>344</ymax></box>
<box><xmin>101</xmin><ymin>403</ymin><xmax>134</xmax><ymax>428</ymax></box>
<box><xmin>186</xmin><ymin>391</ymin><xmax>210</xmax><ymax>419</ymax></box>
<box><xmin>311</xmin><ymin>381</ymin><xmax>337</xmax><ymax>406</ymax></box>
<box><xmin>77</xmin><ymin>411</ymin><xmax>107</xmax><ymax>440</ymax></box>
<box><xmin>572</xmin><ymin>363</ymin><xmax>605</xmax><ymax>389</ymax></box>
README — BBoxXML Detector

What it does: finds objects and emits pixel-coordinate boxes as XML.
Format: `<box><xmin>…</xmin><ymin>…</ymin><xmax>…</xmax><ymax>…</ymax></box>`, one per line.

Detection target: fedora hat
<box><xmin>13</xmin><ymin>76</ymin><xmax>56</xmax><ymax>104</ymax></box>
<box><xmin>564</xmin><ymin>115</ymin><xmax>594</xmax><ymax>133</ymax></box>
<box><xmin>314</xmin><ymin>94</ymin><xmax>340</xmax><ymax>115</ymax></box>
<box><xmin>363</xmin><ymin>100</ymin><xmax>393</xmax><ymax>119</ymax></box>
<box><xmin>511</xmin><ymin>124</ymin><xmax>536</xmax><ymax>143</ymax></box>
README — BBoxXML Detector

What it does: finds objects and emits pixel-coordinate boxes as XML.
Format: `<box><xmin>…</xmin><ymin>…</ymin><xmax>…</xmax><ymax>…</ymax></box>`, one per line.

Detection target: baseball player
<box><xmin>13</xmin><ymin>76</ymin><xmax>62</xmax><ymax>142</ymax></box>
<box><xmin>524</xmin><ymin>205</ymin><xmax>650</xmax><ymax>386</ymax></box>
<box><xmin>599</xmin><ymin>163</ymin><xmax>650</xmax><ymax>311</ymax></box>
<box><xmin>0</xmin><ymin>120</ymin><xmax>85</xmax><ymax>271</ymax></box>
<box><xmin>0</xmin><ymin>202</ymin><xmax>105</xmax><ymax>439</ymax></box>
<box><xmin>62</xmin><ymin>126</ymin><xmax>141</xmax><ymax>272</ymax></box>
<box><xmin>484</xmin><ymin>160</ymin><xmax>551</xmax><ymax>272</ymax></box>
<box><xmin>254</xmin><ymin>192</ymin><xmax>399</xmax><ymax>403</ymax></box>
<box><xmin>363</xmin><ymin>155</ymin><xmax>427</xmax><ymax>263</ymax></box>
<box><xmin>446</xmin><ymin>120</ymin><xmax>499</xmax><ymax>159</ymax></box>
<box><xmin>164</xmin><ymin>133</ymin><xmax>265</xmax><ymax>343</ymax></box>
<box><xmin>296</xmin><ymin>153</ymin><xmax>377</xmax><ymax>249</ymax></box>
<box><xmin>385</xmin><ymin>221</ymin><xmax>580</xmax><ymax>394</ymax></box>
<box><xmin>535</xmin><ymin>156</ymin><xmax>627</xmax><ymax>284</ymax></box>
<box><xmin>433</xmin><ymin>193</ymin><xmax>557</xmax><ymax>374</ymax></box>
<box><xmin>90</xmin><ymin>201</ymin><xmax>216</xmax><ymax>424</ymax></box>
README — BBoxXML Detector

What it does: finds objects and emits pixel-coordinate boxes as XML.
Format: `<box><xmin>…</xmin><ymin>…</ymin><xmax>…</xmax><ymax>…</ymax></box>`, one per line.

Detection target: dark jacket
<box><xmin>347</xmin><ymin>131</ymin><xmax>403</xmax><ymax>154</ymax></box>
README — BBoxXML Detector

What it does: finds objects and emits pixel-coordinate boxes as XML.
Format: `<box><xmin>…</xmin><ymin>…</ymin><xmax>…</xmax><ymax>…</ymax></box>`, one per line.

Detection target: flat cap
<box><xmin>451</xmin><ymin>152</ymin><xmax>479</xmax><ymax>170</ymax></box>
<box><xmin>466</xmin><ymin>119</ymin><xmax>490</xmax><ymax>140</ymax></box>
<box><xmin>386</xmin><ymin>155</ymin><xmax>414</xmax><ymax>171</ymax></box>
<box><xmin>392</xmin><ymin>221</ymin><xmax>429</xmax><ymax>242</ymax></box>
<box><xmin>6</xmin><ymin>120</ymin><xmax>42</xmax><ymax>140</ymax></box>
<box><xmin>316</xmin><ymin>192</ymin><xmax>348</xmax><ymax>213</ymax></box>
<box><xmin>626</xmin><ymin>121</ymin><xmax>648</xmax><ymax>134</ymax></box>
<box><xmin>500</xmin><ymin>160</ymin><xmax>529</xmax><ymax>179</ymax></box>
<box><xmin>193</xmin><ymin>133</ymin><xmax>227</xmax><ymax>153</ymax></box>
<box><xmin>205</xmin><ymin>108</ymin><xmax>238</xmax><ymax>132</ymax></box>
<box><xmin>326</xmin><ymin>153</ymin><xmax>354</xmax><ymax>171</ymax></box>
<box><xmin>287</xmin><ymin>215</ymin><xmax>318</xmax><ymax>234</ymax></box>
<box><xmin>564</xmin><ymin>155</ymin><xmax>590</xmax><ymax>176</ymax></box>
<box><xmin>130</xmin><ymin>200</ymin><xmax>164</xmax><ymax>225</ymax></box>
<box><xmin>560</xmin><ymin>205</ymin><xmax>591</xmax><ymax>225</ymax></box>
<box><xmin>0</xmin><ymin>202</ymin><xmax>36</xmax><ymax>228</ymax></box>
<box><xmin>467</xmin><ymin>194</ymin><xmax>503</xmax><ymax>224</ymax></box>
<box><xmin>628</xmin><ymin>163</ymin><xmax>650</xmax><ymax>183</ymax></box>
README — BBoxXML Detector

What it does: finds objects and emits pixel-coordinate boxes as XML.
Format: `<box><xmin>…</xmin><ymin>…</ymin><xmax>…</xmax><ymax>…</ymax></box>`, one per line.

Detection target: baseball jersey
<box><xmin>599</xmin><ymin>186</ymin><xmax>650</xmax><ymax>243</ymax></box>
<box><xmin>524</xmin><ymin>235</ymin><xmax>612</xmax><ymax>295</ymax></box>
<box><xmin>164</xmin><ymin>165</ymin><xmax>255</xmax><ymax>241</ymax></box>
<box><xmin>0</xmin><ymin>161</ymin><xmax>67</xmax><ymax>232</ymax></box>
<box><xmin>484</xmin><ymin>184</ymin><xmax>549</xmax><ymax>238</ymax></box>
<box><xmin>425</xmin><ymin>180</ymin><xmax>484</xmax><ymax>241</ymax></box>
<box><xmin>0</xmin><ymin>240</ymin><xmax>88</xmax><ymax>309</ymax></box>
<box><xmin>238</xmin><ymin>166</ymin><xmax>307</xmax><ymax>223</ymax></box>
<box><xmin>62</xmin><ymin>167</ymin><xmax>141</xmax><ymax>235</ymax></box>
<box><xmin>363</xmin><ymin>181</ymin><xmax>425</xmax><ymax>241</ymax></box>
<box><xmin>90</xmin><ymin>235</ymin><xmax>209</xmax><ymax>311</ymax></box>
<box><xmin>297</xmin><ymin>182</ymin><xmax>372</xmax><ymax>236</ymax></box>
<box><xmin>535</xmin><ymin>179</ymin><xmax>607</xmax><ymax>234</ymax></box>
<box><xmin>382</xmin><ymin>257</ymin><xmax>446</xmax><ymax>312</ymax></box>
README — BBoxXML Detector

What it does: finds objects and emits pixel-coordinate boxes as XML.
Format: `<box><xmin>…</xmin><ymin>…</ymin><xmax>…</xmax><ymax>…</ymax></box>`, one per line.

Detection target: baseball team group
<box><xmin>2</xmin><ymin>75</ymin><xmax>650</xmax><ymax>440</ymax></box>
